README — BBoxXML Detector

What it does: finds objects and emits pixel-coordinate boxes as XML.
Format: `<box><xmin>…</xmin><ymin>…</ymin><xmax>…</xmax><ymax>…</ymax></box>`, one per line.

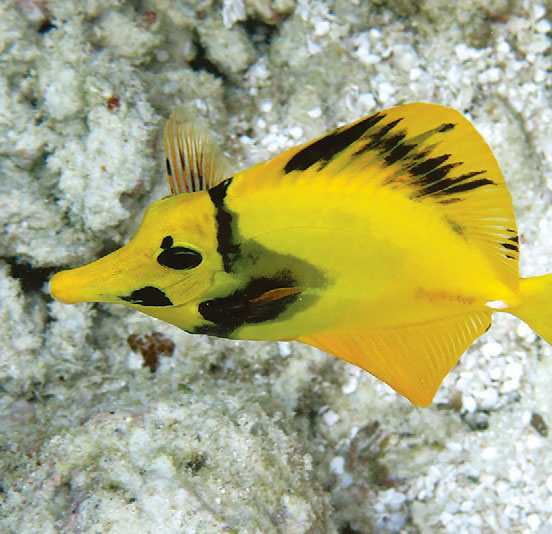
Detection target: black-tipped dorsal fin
<box><xmin>239</xmin><ymin>103</ymin><xmax>519</xmax><ymax>289</ymax></box>
<box><xmin>163</xmin><ymin>107</ymin><xmax>230</xmax><ymax>194</ymax></box>
<box><xmin>296</xmin><ymin>310</ymin><xmax>492</xmax><ymax>407</ymax></box>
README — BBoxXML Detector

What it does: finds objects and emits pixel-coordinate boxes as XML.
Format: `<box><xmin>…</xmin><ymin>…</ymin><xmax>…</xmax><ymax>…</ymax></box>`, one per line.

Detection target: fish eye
<box><xmin>157</xmin><ymin>236</ymin><xmax>202</xmax><ymax>270</ymax></box>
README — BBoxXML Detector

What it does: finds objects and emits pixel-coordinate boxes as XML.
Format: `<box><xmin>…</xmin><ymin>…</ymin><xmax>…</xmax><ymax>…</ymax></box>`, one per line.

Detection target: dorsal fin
<box><xmin>163</xmin><ymin>107</ymin><xmax>230</xmax><ymax>194</ymax></box>
<box><xmin>296</xmin><ymin>311</ymin><xmax>492</xmax><ymax>407</ymax></box>
<box><xmin>241</xmin><ymin>103</ymin><xmax>519</xmax><ymax>289</ymax></box>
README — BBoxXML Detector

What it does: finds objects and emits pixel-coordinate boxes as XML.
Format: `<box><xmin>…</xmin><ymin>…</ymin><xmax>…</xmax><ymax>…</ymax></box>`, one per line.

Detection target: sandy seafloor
<box><xmin>1</xmin><ymin>0</ymin><xmax>552</xmax><ymax>532</ymax></box>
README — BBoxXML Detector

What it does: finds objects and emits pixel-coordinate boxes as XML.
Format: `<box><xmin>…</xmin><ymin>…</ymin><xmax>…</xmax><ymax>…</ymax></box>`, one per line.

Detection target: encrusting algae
<box><xmin>50</xmin><ymin>103</ymin><xmax>552</xmax><ymax>407</ymax></box>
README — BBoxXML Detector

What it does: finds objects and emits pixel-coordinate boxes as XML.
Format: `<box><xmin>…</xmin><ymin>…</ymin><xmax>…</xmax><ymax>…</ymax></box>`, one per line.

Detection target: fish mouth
<box><xmin>49</xmin><ymin>269</ymin><xmax>87</xmax><ymax>304</ymax></box>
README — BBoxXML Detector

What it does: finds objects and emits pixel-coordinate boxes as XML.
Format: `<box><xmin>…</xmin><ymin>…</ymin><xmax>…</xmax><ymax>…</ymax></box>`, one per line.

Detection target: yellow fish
<box><xmin>50</xmin><ymin>103</ymin><xmax>552</xmax><ymax>407</ymax></box>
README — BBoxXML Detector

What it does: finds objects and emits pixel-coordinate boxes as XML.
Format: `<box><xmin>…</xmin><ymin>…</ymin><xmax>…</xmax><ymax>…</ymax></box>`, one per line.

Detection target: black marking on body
<box><xmin>503</xmin><ymin>233</ymin><xmax>520</xmax><ymax>259</ymax></box>
<box><xmin>501</xmin><ymin>242</ymin><xmax>518</xmax><ymax>252</ymax></box>
<box><xmin>284</xmin><ymin>112</ymin><xmax>385</xmax><ymax>173</ymax></box>
<box><xmin>341</xmin><ymin>114</ymin><xmax>495</xmax><ymax>202</ymax></box>
<box><xmin>165</xmin><ymin>159</ymin><xmax>171</xmax><ymax>177</ymax></box>
<box><xmin>281</xmin><ymin>111</ymin><xmax>492</xmax><ymax>206</ymax></box>
<box><xmin>385</xmin><ymin>142</ymin><xmax>415</xmax><ymax>165</ymax></box>
<box><xmin>415</xmin><ymin>165</ymin><xmax>462</xmax><ymax>195</ymax></box>
<box><xmin>446</xmin><ymin>217</ymin><xmax>464</xmax><ymax>236</ymax></box>
<box><xmin>196</xmin><ymin>272</ymin><xmax>303</xmax><ymax>337</ymax></box>
<box><xmin>438</xmin><ymin>123</ymin><xmax>455</xmax><ymax>132</ymax></box>
<box><xmin>382</xmin><ymin>133</ymin><xmax>406</xmax><ymax>153</ymax></box>
<box><xmin>439</xmin><ymin>197</ymin><xmax>463</xmax><ymax>205</ymax></box>
<box><xmin>410</xmin><ymin>154</ymin><xmax>452</xmax><ymax>177</ymax></box>
<box><xmin>442</xmin><ymin>177</ymin><xmax>494</xmax><ymax>195</ymax></box>
<box><xmin>411</xmin><ymin>148</ymin><xmax>431</xmax><ymax>162</ymax></box>
<box><xmin>411</xmin><ymin>164</ymin><xmax>494</xmax><ymax>198</ymax></box>
<box><xmin>161</xmin><ymin>236</ymin><xmax>173</xmax><ymax>249</ymax></box>
<box><xmin>354</xmin><ymin>119</ymin><xmax>403</xmax><ymax>156</ymax></box>
<box><xmin>205</xmin><ymin>177</ymin><xmax>327</xmax><ymax>338</ymax></box>
<box><xmin>120</xmin><ymin>286</ymin><xmax>173</xmax><ymax>306</ymax></box>
<box><xmin>194</xmin><ymin>235</ymin><xmax>327</xmax><ymax>338</ymax></box>
<box><xmin>208</xmin><ymin>178</ymin><xmax>241</xmax><ymax>273</ymax></box>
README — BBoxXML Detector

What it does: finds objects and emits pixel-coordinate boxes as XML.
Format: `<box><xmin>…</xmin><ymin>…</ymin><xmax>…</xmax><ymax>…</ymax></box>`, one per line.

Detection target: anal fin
<box><xmin>295</xmin><ymin>311</ymin><xmax>491</xmax><ymax>407</ymax></box>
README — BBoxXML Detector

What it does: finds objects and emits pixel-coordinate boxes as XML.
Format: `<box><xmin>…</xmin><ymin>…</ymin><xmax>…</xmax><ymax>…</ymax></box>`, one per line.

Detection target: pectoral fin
<box><xmin>248</xmin><ymin>286</ymin><xmax>303</xmax><ymax>304</ymax></box>
<box><xmin>295</xmin><ymin>311</ymin><xmax>491</xmax><ymax>407</ymax></box>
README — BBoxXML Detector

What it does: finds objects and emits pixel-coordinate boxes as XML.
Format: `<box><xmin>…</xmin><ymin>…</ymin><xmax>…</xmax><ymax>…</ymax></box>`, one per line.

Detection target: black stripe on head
<box><xmin>120</xmin><ymin>286</ymin><xmax>173</xmax><ymax>306</ymax></box>
<box><xmin>284</xmin><ymin>112</ymin><xmax>385</xmax><ymax>173</ymax></box>
<box><xmin>208</xmin><ymin>178</ymin><xmax>240</xmax><ymax>273</ymax></box>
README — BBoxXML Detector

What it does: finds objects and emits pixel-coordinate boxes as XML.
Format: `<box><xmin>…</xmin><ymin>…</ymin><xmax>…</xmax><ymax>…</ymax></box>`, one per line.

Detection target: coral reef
<box><xmin>2</xmin><ymin>0</ymin><xmax>552</xmax><ymax>532</ymax></box>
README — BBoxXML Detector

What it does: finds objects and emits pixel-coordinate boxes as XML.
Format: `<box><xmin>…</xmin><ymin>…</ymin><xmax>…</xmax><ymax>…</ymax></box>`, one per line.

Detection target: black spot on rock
<box><xmin>4</xmin><ymin>257</ymin><xmax>57</xmax><ymax>293</ymax></box>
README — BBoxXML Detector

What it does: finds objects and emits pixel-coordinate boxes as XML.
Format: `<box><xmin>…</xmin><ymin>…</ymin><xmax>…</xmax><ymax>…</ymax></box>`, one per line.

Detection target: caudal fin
<box><xmin>510</xmin><ymin>275</ymin><xmax>552</xmax><ymax>345</ymax></box>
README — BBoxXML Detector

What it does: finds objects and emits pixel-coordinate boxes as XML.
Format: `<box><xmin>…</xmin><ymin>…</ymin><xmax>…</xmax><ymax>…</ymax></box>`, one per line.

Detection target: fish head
<box><xmin>50</xmin><ymin>192</ymin><xmax>224</xmax><ymax>316</ymax></box>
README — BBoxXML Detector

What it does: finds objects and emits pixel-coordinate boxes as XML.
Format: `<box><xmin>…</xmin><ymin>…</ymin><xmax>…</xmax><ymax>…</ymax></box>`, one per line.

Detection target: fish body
<box><xmin>50</xmin><ymin>103</ymin><xmax>552</xmax><ymax>406</ymax></box>
<box><xmin>225</xmin><ymin>166</ymin><xmax>511</xmax><ymax>338</ymax></box>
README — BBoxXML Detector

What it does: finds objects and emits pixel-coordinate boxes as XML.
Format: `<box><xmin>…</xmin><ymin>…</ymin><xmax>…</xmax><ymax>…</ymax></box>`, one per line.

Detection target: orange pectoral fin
<box><xmin>249</xmin><ymin>286</ymin><xmax>304</xmax><ymax>304</ymax></box>
<box><xmin>295</xmin><ymin>311</ymin><xmax>491</xmax><ymax>407</ymax></box>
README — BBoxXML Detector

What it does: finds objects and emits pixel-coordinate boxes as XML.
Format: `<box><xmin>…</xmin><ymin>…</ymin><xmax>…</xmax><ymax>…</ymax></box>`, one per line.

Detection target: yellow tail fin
<box><xmin>511</xmin><ymin>275</ymin><xmax>552</xmax><ymax>344</ymax></box>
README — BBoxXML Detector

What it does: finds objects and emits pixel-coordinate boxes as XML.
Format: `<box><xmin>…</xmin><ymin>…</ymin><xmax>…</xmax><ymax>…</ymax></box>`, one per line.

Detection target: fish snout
<box><xmin>49</xmin><ymin>269</ymin><xmax>87</xmax><ymax>304</ymax></box>
<box><xmin>49</xmin><ymin>245</ymin><xmax>143</xmax><ymax>304</ymax></box>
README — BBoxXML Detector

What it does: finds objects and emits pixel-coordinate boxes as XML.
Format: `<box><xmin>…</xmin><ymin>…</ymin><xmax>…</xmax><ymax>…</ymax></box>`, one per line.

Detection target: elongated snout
<box><xmin>49</xmin><ymin>242</ymin><xmax>147</xmax><ymax>304</ymax></box>
<box><xmin>49</xmin><ymin>268</ymin><xmax>87</xmax><ymax>304</ymax></box>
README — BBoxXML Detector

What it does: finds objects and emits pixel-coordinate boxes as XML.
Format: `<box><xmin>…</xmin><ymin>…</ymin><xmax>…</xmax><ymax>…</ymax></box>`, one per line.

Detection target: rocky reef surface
<box><xmin>1</xmin><ymin>1</ymin><xmax>552</xmax><ymax>532</ymax></box>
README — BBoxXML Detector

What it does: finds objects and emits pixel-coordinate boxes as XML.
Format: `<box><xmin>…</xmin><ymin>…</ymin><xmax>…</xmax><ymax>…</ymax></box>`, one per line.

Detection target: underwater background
<box><xmin>1</xmin><ymin>0</ymin><xmax>552</xmax><ymax>532</ymax></box>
